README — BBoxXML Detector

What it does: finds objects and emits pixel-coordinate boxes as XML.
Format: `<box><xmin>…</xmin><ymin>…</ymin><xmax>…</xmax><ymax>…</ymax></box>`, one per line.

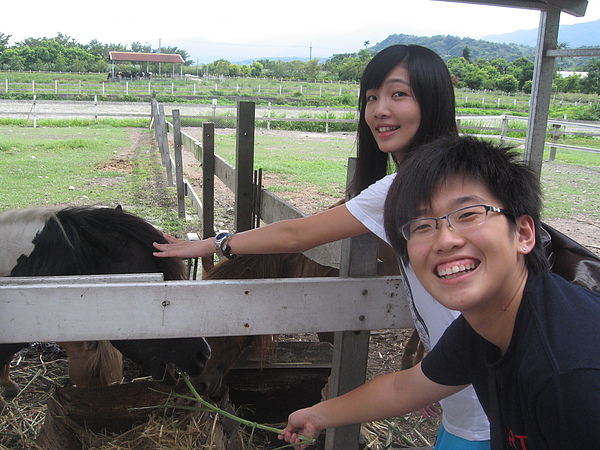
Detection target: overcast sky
<box><xmin>2</xmin><ymin>0</ymin><xmax>598</xmax><ymax>62</ymax></box>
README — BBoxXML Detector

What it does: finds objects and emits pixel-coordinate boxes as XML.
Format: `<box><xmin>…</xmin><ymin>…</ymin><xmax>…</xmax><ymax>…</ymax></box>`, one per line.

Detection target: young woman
<box><xmin>154</xmin><ymin>45</ymin><xmax>490</xmax><ymax>448</ymax></box>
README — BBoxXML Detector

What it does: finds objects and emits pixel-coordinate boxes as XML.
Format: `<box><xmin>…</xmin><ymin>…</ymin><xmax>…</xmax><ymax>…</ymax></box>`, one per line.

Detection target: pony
<box><xmin>191</xmin><ymin>252</ymin><xmax>339</xmax><ymax>399</ymax></box>
<box><xmin>0</xmin><ymin>206</ymin><xmax>211</xmax><ymax>409</ymax></box>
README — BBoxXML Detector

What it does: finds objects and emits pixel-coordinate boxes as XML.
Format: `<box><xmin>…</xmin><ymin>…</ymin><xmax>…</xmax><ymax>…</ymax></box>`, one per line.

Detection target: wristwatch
<box><xmin>214</xmin><ymin>231</ymin><xmax>237</xmax><ymax>260</ymax></box>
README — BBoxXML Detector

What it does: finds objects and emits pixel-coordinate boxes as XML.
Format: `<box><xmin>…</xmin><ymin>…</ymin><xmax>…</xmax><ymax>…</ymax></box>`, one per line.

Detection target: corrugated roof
<box><xmin>109</xmin><ymin>52</ymin><xmax>185</xmax><ymax>63</ymax></box>
<box><xmin>435</xmin><ymin>0</ymin><xmax>587</xmax><ymax>16</ymax></box>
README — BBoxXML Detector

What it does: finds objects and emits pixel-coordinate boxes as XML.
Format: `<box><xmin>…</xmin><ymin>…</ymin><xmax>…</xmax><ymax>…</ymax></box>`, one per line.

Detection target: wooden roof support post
<box><xmin>325</xmin><ymin>158</ymin><xmax>380</xmax><ymax>450</ymax></box>
<box><xmin>524</xmin><ymin>4</ymin><xmax>561</xmax><ymax>178</ymax></box>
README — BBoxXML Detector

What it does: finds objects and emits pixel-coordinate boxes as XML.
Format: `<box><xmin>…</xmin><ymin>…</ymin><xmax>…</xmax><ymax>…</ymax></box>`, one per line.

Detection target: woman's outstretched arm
<box><xmin>153</xmin><ymin>204</ymin><xmax>370</xmax><ymax>259</ymax></box>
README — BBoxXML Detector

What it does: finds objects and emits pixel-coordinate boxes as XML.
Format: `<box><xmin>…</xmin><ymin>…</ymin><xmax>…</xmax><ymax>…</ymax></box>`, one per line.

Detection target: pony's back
<box><xmin>7</xmin><ymin>206</ymin><xmax>187</xmax><ymax>280</ymax></box>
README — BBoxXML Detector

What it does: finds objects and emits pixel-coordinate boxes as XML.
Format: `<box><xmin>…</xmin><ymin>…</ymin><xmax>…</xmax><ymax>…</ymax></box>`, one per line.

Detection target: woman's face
<box><xmin>364</xmin><ymin>65</ymin><xmax>421</xmax><ymax>162</ymax></box>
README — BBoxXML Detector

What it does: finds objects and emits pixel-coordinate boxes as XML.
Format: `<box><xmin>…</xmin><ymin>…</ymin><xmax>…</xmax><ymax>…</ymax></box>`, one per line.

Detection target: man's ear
<box><xmin>515</xmin><ymin>215</ymin><xmax>536</xmax><ymax>254</ymax></box>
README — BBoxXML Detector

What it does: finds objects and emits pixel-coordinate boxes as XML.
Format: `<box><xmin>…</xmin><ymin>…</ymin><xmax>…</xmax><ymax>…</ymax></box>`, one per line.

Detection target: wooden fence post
<box><xmin>172</xmin><ymin>110</ymin><xmax>186</xmax><ymax>219</ymax></box>
<box><xmin>157</xmin><ymin>105</ymin><xmax>174</xmax><ymax>186</ymax></box>
<box><xmin>234</xmin><ymin>101</ymin><xmax>256</xmax><ymax>232</ymax></box>
<box><xmin>202</xmin><ymin>123</ymin><xmax>216</xmax><ymax>239</ymax></box>
<box><xmin>150</xmin><ymin>98</ymin><xmax>157</xmax><ymax>129</ymax></box>
<box><xmin>325</xmin><ymin>158</ymin><xmax>379</xmax><ymax>450</ymax></box>
<box><xmin>32</xmin><ymin>95</ymin><xmax>37</xmax><ymax>129</ymax></box>
<box><xmin>549</xmin><ymin>123</ymin><xmax>561</xmax><ymax>161</ymax></box>
<box><xmin>500</xmin><ymin>114</ymin><xmax>509</xmax><ymax>144</ymax></box>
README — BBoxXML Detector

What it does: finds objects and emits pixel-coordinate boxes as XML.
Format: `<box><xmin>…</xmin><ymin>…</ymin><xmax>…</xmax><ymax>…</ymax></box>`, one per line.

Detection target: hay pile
<box><xmin>0</xmin><ymin>344</ymin><xmax>240</xmax><ymax>450</ymax></box>
<box><xmin>1</xmin><ymin>401</ymin><xmax>229</xmax><ymax>450</ymax></box>
<box><xmin>1</xmin><ymin>343</ymin><xmax>437</xmax><ymax>449</ymax></box>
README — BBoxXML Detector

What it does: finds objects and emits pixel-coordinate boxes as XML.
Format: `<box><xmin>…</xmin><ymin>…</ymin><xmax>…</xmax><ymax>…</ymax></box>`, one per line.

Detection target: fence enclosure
<box><xmin>0</xmin><ymin>100</ymin><xmax>412</xmax><ymax>450</ymax></box>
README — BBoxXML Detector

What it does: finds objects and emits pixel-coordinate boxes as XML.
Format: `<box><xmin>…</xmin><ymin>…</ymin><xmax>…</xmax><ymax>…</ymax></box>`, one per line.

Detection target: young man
<box><xmin>279</xmin><ymin>136</ymin><xmax>600</xmax><ymax>449</ymax></box>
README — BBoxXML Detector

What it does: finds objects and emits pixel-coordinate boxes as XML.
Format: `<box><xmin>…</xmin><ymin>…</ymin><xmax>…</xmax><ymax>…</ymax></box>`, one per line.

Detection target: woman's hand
<box><xmin>418</xmin><ymin>402</ymin><xmax>441</xmax><ymax>419</ymax></box>
<box><xmin>153</xmin><ymin>234</ymin><xmax>213</xmax><ymax>258</ymax></box>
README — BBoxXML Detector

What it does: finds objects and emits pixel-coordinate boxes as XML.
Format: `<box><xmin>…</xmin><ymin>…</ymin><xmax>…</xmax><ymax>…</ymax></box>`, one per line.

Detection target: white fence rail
<box><xmin>2</xmin><ymin>99</ymin><xmax>599</xmax><ymax>156</ymax></box>
<box><xmin>0</xmin><ymin>275</ymin><xmax>409</xmax><ymax>343</ymax></box>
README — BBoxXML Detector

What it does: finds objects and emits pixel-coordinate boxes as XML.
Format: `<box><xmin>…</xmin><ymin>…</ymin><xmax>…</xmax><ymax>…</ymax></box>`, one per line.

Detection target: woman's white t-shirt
<box><xmin>346</xmin><ymin>173</ymin><xmax>490</xmax><ymax>442</ymax></box>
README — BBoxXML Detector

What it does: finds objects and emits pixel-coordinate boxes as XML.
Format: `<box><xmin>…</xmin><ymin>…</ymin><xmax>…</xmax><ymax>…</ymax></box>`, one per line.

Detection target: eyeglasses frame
<box><xmin>401</xmin><ymin>204</ymin><xmax>513</xmax><ymax>241</ymax></box>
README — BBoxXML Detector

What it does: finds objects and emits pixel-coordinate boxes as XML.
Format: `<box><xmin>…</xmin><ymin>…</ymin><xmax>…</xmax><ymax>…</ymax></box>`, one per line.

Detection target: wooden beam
<box><xmin>524</xmin><ymin>5</ymin><xmax>561</xmax><ymax>177</ymax></box>
<box><xmin>546</xmin><ymin>48</ymin><xmax>600</xmax><ymax>57</ymax></box>
<box><xmin>0</xmin><ymin>276</ymin><xmax>410</xmax><ymax>343</ymax></box>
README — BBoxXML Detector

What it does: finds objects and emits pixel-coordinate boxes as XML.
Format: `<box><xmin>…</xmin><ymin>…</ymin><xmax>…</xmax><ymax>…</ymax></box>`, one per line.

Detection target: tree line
<box><xmin>1</xmin><ymin>32</ymin><xmax>599</xmax><ymax>95</ymax></box>
<box><xmin>0</xmin><ymin>33</ymin><xmax>190</xmax><ymax>75</ymax></box>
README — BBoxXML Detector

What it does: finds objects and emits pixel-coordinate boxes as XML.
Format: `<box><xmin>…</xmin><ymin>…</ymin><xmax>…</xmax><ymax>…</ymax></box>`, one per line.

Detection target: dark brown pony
<box><xmin>191</xmin><ymin>252</ymin><xmax>339</xmax><ymax>398</ymax></box>
<box><xmin>0</xmin><ymin>206</ymin><xmax>211</xmax><ymax>410</ymax></box>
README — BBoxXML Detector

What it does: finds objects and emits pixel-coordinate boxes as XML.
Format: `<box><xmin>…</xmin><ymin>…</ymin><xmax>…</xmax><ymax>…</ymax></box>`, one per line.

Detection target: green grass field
<box><xmin>0</xmin><ymin>126</ymin><xmax>192</xmax><ymax>234</ymax></box>
<box><xmin>1</xmin><ymin>125</ymin><xmax>598</xmax><ymax>226</ymax></box>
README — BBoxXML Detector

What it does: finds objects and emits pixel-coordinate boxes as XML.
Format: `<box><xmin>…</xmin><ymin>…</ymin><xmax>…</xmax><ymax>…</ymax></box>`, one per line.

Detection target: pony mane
<box><xmin>7</xmin><ymin>206</ymin><xmax>187</xmax><ymax>280</ymax></box>
<box><xmin>57</xmin><ymin>206</ymin><xmax>188</xmax><ymax>280</ymax></box>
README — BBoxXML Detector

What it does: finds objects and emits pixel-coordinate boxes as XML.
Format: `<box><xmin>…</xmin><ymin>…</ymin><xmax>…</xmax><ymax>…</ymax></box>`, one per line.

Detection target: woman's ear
<box><xmin>515</xmin><ymin>215</ymin><xmax>536</xmax><ymax>254</ymax></box>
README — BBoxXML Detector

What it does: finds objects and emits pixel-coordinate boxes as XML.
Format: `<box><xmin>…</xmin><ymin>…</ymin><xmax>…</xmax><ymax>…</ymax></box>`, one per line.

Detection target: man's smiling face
<box><xmin>406</xmin><ymin>176</ymin><xmax>531</xmax><ymax>317</ymax></box>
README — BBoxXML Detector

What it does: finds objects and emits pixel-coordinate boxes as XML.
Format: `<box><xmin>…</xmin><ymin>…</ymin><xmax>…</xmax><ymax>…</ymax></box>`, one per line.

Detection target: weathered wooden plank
<box><xmin>202</xmin><ymin>123</ymin><xmax>215</xmax><ymax>238</ymax></box>
<box><xmin>259</xmin><ymin>189</ymin><xmax>341</xmax><ymax>267</ymax></box>
<box><xmin>0</xmin><ymin>273</ymin><xmax>164</xmax><ymax>285</ymax></box>
<box><xmin>235</xmin><ymin>101</ymin><xmax>256</xmax><ymax>232</ymax></box>
<box><xmin>0</xmin><ymin>276</ymin><xmax>409</xmax><ymax>343</ymax></box>
<box><xmin>214</xmin><ymin>155</ymin><xmax>235</xmax><ymax>191</ymax></box>
<box><xmin>172</xmin><ymin>110</ymin><xmax>186</xmax><ymax>219</ymax></box>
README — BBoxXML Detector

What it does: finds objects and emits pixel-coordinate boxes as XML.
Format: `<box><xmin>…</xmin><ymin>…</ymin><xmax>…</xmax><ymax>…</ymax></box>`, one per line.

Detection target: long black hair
<box><xmin>349</xmin><ymin>45</ymin><xmax>458</xmax><ymax>195</ymax></box>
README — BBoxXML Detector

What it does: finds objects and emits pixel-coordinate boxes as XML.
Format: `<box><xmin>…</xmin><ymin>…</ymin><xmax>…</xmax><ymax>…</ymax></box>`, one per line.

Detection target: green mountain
<box><xmin>370</xmin><ymin>34</ymin><xmax>535</xmax><ymax>62</ymax></box>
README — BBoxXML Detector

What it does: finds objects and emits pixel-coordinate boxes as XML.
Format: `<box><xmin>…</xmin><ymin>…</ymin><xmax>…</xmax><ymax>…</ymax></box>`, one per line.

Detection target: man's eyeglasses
<box><xmin>401</xmin><ymin>205</ymin><xmax>512</xmax><ymax>241</ymax></box>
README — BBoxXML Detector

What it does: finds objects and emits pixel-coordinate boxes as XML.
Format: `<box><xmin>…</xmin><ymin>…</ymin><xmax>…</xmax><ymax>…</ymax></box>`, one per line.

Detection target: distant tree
<box><xmin>553</xmin><ymin>73</ymin><xmax>583</xmax><ymax>93</ymax></box>
<box><xmin>496</xmin><ymin>74</ymin><xmax>519</xmax><ymax>93</ymax></box>
<box><xmin>463</xmin><ymin>68</ymin><xmax>485</xmax><ymax>90</ymax></box>
<box><xmin>447</xmin><ymin>57</ymin><xmax>471</xmax><ymax>86</ymax></box>
<box><xmin>358</xmin><ymin>49</ymin><xmax>371</xmax><ymax>62</ymax></box>
<box><xmin>462</xmin><ymin>46</ymin><xmax>471</xmax><ymax>62</ymax></box>
<box><xmin>508</xmin><ymin>56</ymin><xmax>534</xmax><ymax>90</ymax></box>
<box><xmin>239</xmin><ymin>65</ymin><xmax>250</xmax><ymax>77</ymax></box>
<box><xmin>363</xmin><ymin>40</ymin><xmax>370</xmax><ymax>48</ymax></box>
<box><xmin>211</xmin><ymin>59</ymin><xmax>231</xmax><ymax>76</ymax></box>
<box><xmin>131</xmin><ymin>41</ymin><xmax>153</xmax><ymax>53</ymax></box>
<box><xmin>490</xmin><ymin>58</ymin><xmax>509</xmax><ymax>75</ymax></box>
<box><xmin>228</xmin><ymin>64</ymin><xmax>241</xmax><ymax>77</ymax></box>
<box><xmin>0</xmin><ymin>48</ymin><xmax>25</xmax><ymax>70</ymax></box>
<box><xmin>305</xmin><ymin>58</ymin><xmax>321</xmax><ymax>79</ymax></box>
<box><xmin>0</xmin><ymin>33</ymin><xmax>10</xmax><ymax>53</ymax></box>
<box><xmin>250</xmin><ymin>61</ymin><xmax>263</xmax><ymax>77</ymax></box>
<box><xmin>580</xmin><ymin>59</ymin><xmax>600</xmax><ymax>94</ymax></box>
<box><xmin>337</xmin><ymin>57</ymin><xmax>364</xmax><ymax>81</ymax></box>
